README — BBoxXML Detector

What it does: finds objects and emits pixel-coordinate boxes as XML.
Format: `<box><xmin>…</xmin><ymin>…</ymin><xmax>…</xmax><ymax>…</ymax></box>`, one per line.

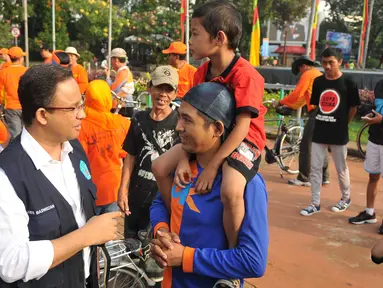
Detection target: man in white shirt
<box><xmin>0</xmin><ymin>64</ymin><xmax>121</xmax><ymax>287</ymax></box>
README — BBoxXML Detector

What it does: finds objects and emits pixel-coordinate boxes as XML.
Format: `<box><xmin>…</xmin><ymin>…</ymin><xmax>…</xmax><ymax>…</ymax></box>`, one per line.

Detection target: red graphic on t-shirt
<box><xmin>319</xmin><ymin>90</ymin><xmax>340</xmax><ymax>114</ymax></box>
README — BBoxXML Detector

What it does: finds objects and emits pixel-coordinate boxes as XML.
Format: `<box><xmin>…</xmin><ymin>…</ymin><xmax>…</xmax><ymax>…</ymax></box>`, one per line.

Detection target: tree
<box><xmin>269</xmin><ymin>0</ymin><xmax>311</xmax><ymax>65</ymax></box>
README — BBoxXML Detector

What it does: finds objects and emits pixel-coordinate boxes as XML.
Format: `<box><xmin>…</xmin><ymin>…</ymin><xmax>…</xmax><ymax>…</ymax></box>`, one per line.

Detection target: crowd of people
<box><xmin>0</xmin><ymin>0</ymin><xmax>382</xmax><ymax>287</ymax></box>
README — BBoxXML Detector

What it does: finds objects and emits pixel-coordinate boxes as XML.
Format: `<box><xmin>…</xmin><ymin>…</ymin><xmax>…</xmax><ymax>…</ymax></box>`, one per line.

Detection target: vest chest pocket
<box><xmin>28</xmin><ymin>208</ymin><xmax>61</xmax><ymax>241</ymax></box>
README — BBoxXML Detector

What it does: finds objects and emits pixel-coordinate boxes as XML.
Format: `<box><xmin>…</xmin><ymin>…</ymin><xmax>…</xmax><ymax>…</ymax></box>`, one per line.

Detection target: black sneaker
<box><xmin>379</xmin><ymin>221</ymin><xmax>383</xmax><ymax>235</ymax></box>
<box><xmin>349</xmin><ymin>211</ymin><xmax>377</xmax><ymax>225</ymax></box>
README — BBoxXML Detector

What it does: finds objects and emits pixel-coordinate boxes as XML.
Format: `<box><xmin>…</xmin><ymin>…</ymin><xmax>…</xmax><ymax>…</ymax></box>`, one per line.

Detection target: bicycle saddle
<box><xmin>276</xmin><ymin>106</ymin><xmax>293</xmax><ymax>116</ymax></box>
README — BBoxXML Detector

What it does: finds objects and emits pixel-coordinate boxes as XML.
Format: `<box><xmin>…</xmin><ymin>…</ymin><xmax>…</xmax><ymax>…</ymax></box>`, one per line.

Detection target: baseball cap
<box><xmin>291</xmin><ymin>56</ymin><xmax>318</xmax><ymax>75</ymax></box>
<box><xmin>65</xmin><ymin>46</ymin><xmax>80</xmax><ymax>58</ymax></box>
<box><xmin>162</xmin><ymin>42</ymin><xmax>187</xmax><ymax>55</ymax></box>
<box><xmin>183</xmin><ymin>82</ymin><xmax>236</xmax><ymax>131</ymax></box>
<box><xmin>110</xmin><ymin>48</ymin><xmax>127</xmax><ymax>58</ymax></box>
<box><xmin>8</xmin><ymin>46</ymin><xmax>26</xmax><ymax>59</ymax></box>
<box><xmin>0</xmin><ymin>48</ymin><xmax>8</xmax><ymax>55</ymax></box>
<box><xmin>151</xmin><ymin>65</ymin><xmax>179</xmax><ymax>90</ymax></box>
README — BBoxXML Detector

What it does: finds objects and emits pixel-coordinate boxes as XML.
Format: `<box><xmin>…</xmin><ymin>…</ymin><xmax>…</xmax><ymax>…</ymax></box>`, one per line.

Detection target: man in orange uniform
<box><xmin>162</xmin><ymin>42</ymin><xmax>196</xmax><ymax>100</ymax></box>
<box><xmin>0</xmin><ymin>48</ymin><xmax>11</xmax><ymax>70</ymax></box>
<box><xmin>78</xmin><ymin>80</ymin><xmax>130</xmax><ymax>215</ymax></box>
<box><xmin>40</xmin><ymin>44</ymin><xmax>52</xmax><ymax>64</ymax></box>
<box><xmin>274</xmin><ymin>56</ymin><xmax>329</xmax><ymax>187</ymax></box>
<box><xmin>105</xmin><ymin>48</ymin><xmax>135</xmax><ymax>115</ymax></box>
<box><xmin>0</xmin><ymin>120</ymin><xmax>10</xmax><ymax>152</ymax></box>
<box><xmin>65</xmin><ymin>47</ymin><xmax>89</xmax><ymax>94</ymax></box>
<box><xmin>0</xmin><ymin>47</ymin><xmax>27</xmax><ymax>139</ymax></box>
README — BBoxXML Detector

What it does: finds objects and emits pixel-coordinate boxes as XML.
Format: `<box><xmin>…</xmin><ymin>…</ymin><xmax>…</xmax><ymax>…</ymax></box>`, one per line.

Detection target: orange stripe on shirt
<box><xmin>162</xmin><ymin>162</ymin><xmax>199</xmax><ymax>287</ymax></box>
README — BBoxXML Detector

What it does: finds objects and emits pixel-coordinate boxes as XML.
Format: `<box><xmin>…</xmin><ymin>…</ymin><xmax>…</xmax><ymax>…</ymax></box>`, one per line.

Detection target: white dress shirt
<box><xmin>0</xmin><ymin>128</ymin><xmax>91</xmax><ymax>283</ymax></box>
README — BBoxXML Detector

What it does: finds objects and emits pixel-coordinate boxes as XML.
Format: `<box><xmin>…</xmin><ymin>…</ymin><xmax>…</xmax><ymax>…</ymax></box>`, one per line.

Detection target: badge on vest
<box><xmin>80</xmin><ymin>160</ymin><xmax>91</xmax><ymax>180</ymax></box>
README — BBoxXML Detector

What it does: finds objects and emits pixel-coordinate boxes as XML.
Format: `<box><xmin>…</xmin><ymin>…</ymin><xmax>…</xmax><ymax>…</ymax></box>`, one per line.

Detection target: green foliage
<box><xmin>268</xmin><ymin>0</ymin><xmax>311</xmax><ymax>29</ymax></box>
<box><xmin>0</xmin><ymin>22</ymin><xmax>14</xmax><ymax>48</ymax></box>
<box><xmin>78</xmin><ymin>50</ymin><xmax>94</xmax><ymax>64</ymax></box>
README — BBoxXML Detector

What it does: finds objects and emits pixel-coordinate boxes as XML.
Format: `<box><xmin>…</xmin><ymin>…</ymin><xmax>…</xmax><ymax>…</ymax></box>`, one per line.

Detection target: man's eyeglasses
<box><xmin>44</xmin><ymin>100</ymin><xmax>85</xmax><ymax>114</ymax></box>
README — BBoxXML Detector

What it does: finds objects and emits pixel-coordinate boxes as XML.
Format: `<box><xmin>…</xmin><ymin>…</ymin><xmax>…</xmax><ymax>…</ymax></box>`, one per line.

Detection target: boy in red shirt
<box><xmin>153</xmin><ymin>0</ymin><xmax>266</xmax><ymax>268</ymax></box>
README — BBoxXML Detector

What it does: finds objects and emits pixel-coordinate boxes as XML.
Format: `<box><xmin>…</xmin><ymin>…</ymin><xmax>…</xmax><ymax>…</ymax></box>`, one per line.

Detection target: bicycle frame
<box><xmin>99</xmin><ymin>240</ymin><xmax>157</xmax><ymax>287</ymax></box>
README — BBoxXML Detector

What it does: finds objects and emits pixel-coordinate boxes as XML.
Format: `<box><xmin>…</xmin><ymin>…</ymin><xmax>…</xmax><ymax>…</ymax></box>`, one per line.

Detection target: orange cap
<box><xmin>0</xmin><ymin>48</ymin><xmax>8</xmax><ymax>55</ymax></box>
<box><xmin>162</xmin><ymin>42</ymin><xmax>187</xmax><ymax>55</ymax></box>
<box><xmin>8</xmin><ymin>46</ymin><xmax>26</xmax><ymax>59</ymax></box>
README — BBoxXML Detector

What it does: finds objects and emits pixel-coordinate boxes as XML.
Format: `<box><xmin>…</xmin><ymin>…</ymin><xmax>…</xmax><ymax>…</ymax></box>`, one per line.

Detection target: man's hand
<box><xmin>195</xmin><ymin>165</ymin><xmax>218</xmax><ymax>194</ymax></box>
<box><xmin>104</xmin><ymin>67</ymin><xmax>110</xmax><ymax>79</ymax></box>
<box><xmin>151</xmin><ymin>230</ymin><xmax>181</xmax><ymax>268</ymax></box>
<box><xmin>117</xmin><ymin>186</ymin><xmax>131</xmax><ymax>216</ymax></box>
<box><xmin>175</xmin><ymin>159</ymin><xmax>192</xmax><ymax>188</ymax></box>
<box><xmin>163</xmin><ymin>242</ymin><xmax>185</xmax><ymax>267</ymax></box>
<box><xmin>362</xmin><ymin>110</ymin><xmax>383</xmax><ymax>125</ymax></box>
<box><xmin>81</xmin><ymin>211</ymin><xmax>122</xmax><ymax>246</ymax></box>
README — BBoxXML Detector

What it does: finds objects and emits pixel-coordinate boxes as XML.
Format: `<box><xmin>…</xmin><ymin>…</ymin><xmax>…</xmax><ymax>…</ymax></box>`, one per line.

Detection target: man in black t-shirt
<box><xmin>117</xmin><ymin>66</ymin><xmax>179</xmax><ymax>238</ymax></box>
<box><xmin>301</xmin><ymin>48</ymin><xmax>361</xmax><ymax>216</ymax></box>
<box><xmin>349</xmin><ymin>79</ymin><xmax>383</xmax><ymax>233</ymax></box>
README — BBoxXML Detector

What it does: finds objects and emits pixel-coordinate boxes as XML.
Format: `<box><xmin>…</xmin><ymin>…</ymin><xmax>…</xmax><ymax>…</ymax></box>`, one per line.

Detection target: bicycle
<box><xmin>263</xmin><ymin>99</ymin><xmax>305</xmax><ymax>177</ymax></box>
<box><xmin>356</xmin><ymin>122</ymin><xmax>370</xmax><ymax>158</ymax></box>
<box><xmin>111</xmin><ymin>91</ymin><xmax>142</xmax><ymax>118</ymax></box>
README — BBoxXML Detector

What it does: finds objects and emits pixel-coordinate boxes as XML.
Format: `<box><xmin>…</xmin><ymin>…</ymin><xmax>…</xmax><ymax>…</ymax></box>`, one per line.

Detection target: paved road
<box><xmin>247</xmin><ymin>141</ymin><xmax>383</xmax><ymax>288</ymax></box>
<box><xmin>117</xmin><ymin>140</ymin><xmax>383</xmax><ymax>287</ymax></box>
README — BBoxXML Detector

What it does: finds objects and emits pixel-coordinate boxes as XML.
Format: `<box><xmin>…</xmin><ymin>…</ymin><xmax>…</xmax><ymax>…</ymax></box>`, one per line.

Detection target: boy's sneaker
<box><xmin>349</xmin><ymin>211</ymin><xmax>377</xmax><ymax>224</ymax></box>
<box><xmin>288</xmin><ymin>179</ymin><xmax>311</xmax><ymax>187</ymax></box>
<box><xmin>331</xmin><ymin>199</ymin><xmax>351</xmax><ymax>212</ymax></box>
<box><xmin>300</xmin><ymin>204</ymin><xmax>321</xmax><ymax>216</ymax></box>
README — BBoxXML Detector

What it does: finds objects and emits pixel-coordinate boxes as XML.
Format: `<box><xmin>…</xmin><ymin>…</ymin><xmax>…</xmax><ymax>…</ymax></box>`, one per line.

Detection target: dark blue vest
<box><xmin>0</xmin><ymin>136</ymin><xmax>98</xmax><ymax>288</ymax></box>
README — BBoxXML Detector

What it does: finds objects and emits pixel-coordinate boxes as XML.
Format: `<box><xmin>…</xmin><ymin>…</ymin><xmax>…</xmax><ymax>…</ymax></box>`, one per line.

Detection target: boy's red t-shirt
<box><xmin>193</xmin><ymin>56</ymin><xmax>266</xmax><ymax>150</ymax></box>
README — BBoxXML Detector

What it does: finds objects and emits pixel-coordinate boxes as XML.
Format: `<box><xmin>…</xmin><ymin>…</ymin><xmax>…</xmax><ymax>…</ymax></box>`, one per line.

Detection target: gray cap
<box><xmin>183</xmin><ymin>82</ymin><xmax>236</xmax><ymax>130</ymax></box>
<box><xmin>151</xmin><ymin>65</ymin><xmax>179</xmax><ymax>90</ymax></box>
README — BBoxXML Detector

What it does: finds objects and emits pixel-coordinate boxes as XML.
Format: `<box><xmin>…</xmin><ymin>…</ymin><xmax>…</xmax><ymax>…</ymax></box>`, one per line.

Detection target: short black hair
<box><xmin>10</xmin><ymin>57</ymin><xmax>19</xmax><ymax>63</ymax></box>
<box><xmin>18</xmin><ymin>64</ymin><xmax>73</xmax><ymax>126</ymax></box>
<box><xmin>54</xmin><ymin>51</ymin><xmax>70</xmax><ymax>66</ymax></box>
<box><xmin>170</xmin><ymin>53</ymin><xmax>186</xmax><ymax>61</ymax></box>
<box><xmin>197</xmin><ymin>110</ymin><xmax>215</xmax><ymax>129</ymax></box>
<box><xmin>192</xmin><ymin>0</ymin><xmax>242</xmax><ymax>50</ymax></box>
<box><xmin>321</xmin><ymin>47</ymin><xmax>343</xmax><ymax>61</ymax></box>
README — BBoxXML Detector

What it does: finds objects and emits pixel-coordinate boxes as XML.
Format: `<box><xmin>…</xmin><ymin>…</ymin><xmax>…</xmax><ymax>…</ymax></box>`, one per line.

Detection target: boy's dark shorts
<box><xmin>226</xmin><ymin>139</ymin><xmax>261</xmax><ymax>183</ymax></box>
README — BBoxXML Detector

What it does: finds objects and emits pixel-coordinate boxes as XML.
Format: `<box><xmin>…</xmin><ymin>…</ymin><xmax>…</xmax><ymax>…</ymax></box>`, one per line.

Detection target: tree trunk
<box><xmin>283</xmin><ymin>24</ymin><xmax>288</xmax><ymax>66</ymax></box>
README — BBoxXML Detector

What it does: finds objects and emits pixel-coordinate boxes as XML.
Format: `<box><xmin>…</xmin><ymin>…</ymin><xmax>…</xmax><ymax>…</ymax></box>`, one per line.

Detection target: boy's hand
<box><xmin>175</xmin><ymin>159</ymin><xmax>192</xmax><ymax>188</ymax></box>
<box><xmin>195</xmin><ymin>166</ymin><xmax>218</xmax><ymax>194</ymax></box>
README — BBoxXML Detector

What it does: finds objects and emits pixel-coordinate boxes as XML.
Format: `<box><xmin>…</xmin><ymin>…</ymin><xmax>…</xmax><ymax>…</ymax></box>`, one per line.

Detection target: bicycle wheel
<box><xmin>277</xmin><ymin>125</ymin><xmax>304</xmax><ymax>174</ymax></box>
<box><xmin>356</xmin><ymin>123</ymin><xmax>370</xmax><ymax>158</ymax></box>
<box><xmin>102</xmin><ymin>268</ymin><xmax>147</xmax><ymax>288</ymax></box>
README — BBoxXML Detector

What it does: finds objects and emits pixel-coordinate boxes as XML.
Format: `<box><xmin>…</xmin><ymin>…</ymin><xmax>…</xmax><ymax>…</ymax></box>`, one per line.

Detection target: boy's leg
<box><xmin>221</xmin><ymin>162</ymin><xmax>246</xmax><ymax>248</ymax></box>
<box><xmin>301</xmin><ymin>142</ymin><xmax>326</xmax><ymax>216</ymax></box>
<box><xmin>330</xmin><ymin>145</ymin><xmax>351</xmax><ymax>212</ymax></box>
<box><xmin>124</xmin><ymin>203</ymin><xmax>140</xmax><ymax>239</ymax></box>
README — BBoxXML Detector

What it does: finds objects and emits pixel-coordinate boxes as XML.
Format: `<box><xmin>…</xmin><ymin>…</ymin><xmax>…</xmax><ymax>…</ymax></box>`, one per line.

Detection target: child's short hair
<box><xmin>192</xmin><ymin>0</ymin><xmax>242</xmax><ymax>50</ymax></box>
<box><xmin>321</xmin><ymin>47</ymin><xmax>343</xmax><ymax>61</ymax></box>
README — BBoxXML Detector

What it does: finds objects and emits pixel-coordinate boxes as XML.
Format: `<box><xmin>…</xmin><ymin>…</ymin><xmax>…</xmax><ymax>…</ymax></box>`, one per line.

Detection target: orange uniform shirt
<box><xmin>280</xmin><ymin>68</ymin><xmax>323</xmax><ymax>112</ymax></box>
<box><xmin>194</xmin><ymin>56</ymin><xmax>266</xmax><ymax>150</ymax></box>
<box><xmin>177</xmin><ymin>63</ymin><xmax>197</xmax><ymax>98</ymax></box>
<box><xmin>72</xmin><ymin>64</ymin><xmax>89</xmax><ymax>94</ymax></box>
<box><xmin>0</xmin><ymin>62</ymin><xmax>11</xmax><ymax>71</ymax></box>
<box><xmin>0</xmin><ymin>65</ymin><xmax>27</xmax><ymax>110</ymax></box>
<box><xmin>110</xmin><ymin>67</ymin><xmax>134</xmax><ymax>108</ymax></box>
<box><xmin>0</xmin><ymin>121</ymin><xmax>8</xmax><ymax>145</ymax></box>
<box><xmin>44</xmin><ymin>56</ymin><xmax>52</xmax><ymax>64</ymax></box>
<box><xmin>78</xmin><ymin>114</ymin><xmax>130</xmax><ymax>206</ymax></box>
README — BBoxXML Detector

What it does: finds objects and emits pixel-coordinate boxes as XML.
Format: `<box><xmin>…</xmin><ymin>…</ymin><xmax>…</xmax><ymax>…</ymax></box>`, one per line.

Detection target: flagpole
<box><xmin>363</xmin><ymin>0</ymin><xmax>374</xmax><ymax>69</ymax></box>
<box><xmin>52</xmin><ymin>0</ymin><xmax>56</xmax><ymax>51</ymax></box>
<box><xmin>186</xmin><ymin>0</ymin><xmax>190</xmax><ymax>63</ymax></box>
<box><xmin>306</xmin><ymin>0</ymin><xmax>317</xmax><ymax>57</ymax></box>
<box><xmin>358</xmin><ymin>0</ymin><xmax>368</xmax><ymax>68</ymax></box>
<box><xmin>108</xmin><ymin>0</ymin><xmax>112</xmax><ymax>71</ymax></box>
<box><xmin>23</xmin><ymin>0</ymin><xmax>29</xmax><ymax>67</ymax></box>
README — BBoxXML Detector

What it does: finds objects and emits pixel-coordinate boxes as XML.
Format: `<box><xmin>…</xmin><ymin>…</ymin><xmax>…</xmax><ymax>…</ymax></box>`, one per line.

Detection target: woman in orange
<box><xmin>78</xmin><ymin>80</ymin><xmax>130</xmax><ymax>214</ymax></box>
<box><xmin>65</xmin><ymin>47</ymin><xmax>89</xmax><ymax>94</ymax></box>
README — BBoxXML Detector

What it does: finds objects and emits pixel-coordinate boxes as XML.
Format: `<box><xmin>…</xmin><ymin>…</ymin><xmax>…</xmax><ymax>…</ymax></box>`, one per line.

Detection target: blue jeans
<box><xmin>95</xmin><ymin>202</ymin><xmax>119</xmax><ymax>215</ymax></box>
